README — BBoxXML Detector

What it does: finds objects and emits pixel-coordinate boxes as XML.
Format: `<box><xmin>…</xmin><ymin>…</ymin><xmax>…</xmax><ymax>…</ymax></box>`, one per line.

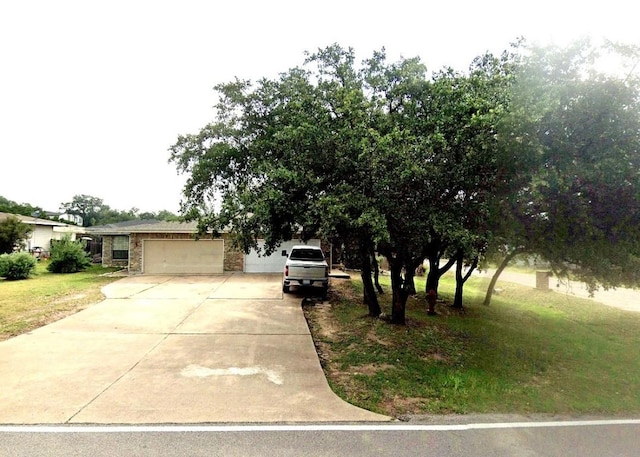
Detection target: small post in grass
<box><xmin>536</xmin><ymin>270</ymin><xmax>551</xmax><ymax>291</ymax></box>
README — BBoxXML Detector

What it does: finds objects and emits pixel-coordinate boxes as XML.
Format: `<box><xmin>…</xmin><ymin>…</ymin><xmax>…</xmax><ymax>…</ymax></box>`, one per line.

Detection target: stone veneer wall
<box><xmin>101</xmin><ymin>236</ymin><xmax>129</xmax><ymax>268</ymax></box>
<box><xmin>223</xmin><ymin>235</ymin><xmax>244</xmax><ymax>271</ymax></box>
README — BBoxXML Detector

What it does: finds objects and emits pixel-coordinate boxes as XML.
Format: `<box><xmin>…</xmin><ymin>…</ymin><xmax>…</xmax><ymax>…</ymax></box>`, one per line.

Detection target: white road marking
<box><xmin>2</xmin><ymin>420</ymin><xmax>640</xmax><ymax>433</ymax></box>
<box><xmin>180</xmin><ymin>364</ymin><xmax>284</xmax><ymax>385</ymax></box>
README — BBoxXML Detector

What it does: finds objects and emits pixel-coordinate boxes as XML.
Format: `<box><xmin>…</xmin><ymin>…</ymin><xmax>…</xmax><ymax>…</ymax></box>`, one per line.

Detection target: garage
<box><xmin>143</xmin><ymin>239</ymin><xmax>224</xmax><ymax>274</ymax></box>
<box><xmin>244</xmin><ymin>239</ymin><xmax>321</xmax><ymax>273</ymax></box>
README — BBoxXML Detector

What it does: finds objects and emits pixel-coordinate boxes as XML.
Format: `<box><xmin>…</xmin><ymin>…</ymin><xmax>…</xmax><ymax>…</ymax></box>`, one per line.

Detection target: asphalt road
<box><xmin>2</xmin><ymin>421</ymin><xmax>640</xmax><ymax>456</ymax></box>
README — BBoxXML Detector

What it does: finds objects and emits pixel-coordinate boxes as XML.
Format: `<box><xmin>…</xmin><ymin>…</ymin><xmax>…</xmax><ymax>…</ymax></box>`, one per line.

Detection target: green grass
<box><xmin>306</xmin><ymin>273</ymin><xmax>640</xmax><ymax>417</ymax></box>
<box><xmin>0</xmin><ymin>261</ymin><xmax>121</xmax><ymax>340</ymax></box>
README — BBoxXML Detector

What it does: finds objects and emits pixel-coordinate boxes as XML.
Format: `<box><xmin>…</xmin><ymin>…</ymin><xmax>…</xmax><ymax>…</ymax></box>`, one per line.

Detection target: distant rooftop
<box><xmin>0</xmin><ymin>211</ymin><xmax>69</xmax><ymax>227</ymax></box>
<box><xmin>86</xmin><ymin>219</ymin><xmax>201</xmax><ymax>235</ymax></box>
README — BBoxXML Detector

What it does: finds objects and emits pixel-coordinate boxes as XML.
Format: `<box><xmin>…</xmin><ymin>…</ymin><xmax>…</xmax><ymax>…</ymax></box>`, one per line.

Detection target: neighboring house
<box><xmin>0</xmin><ymin>212</ymin><xmax>86</xmax><ymax>251</ymax></box>
<box><xmin>45</xmin><ymin>212</ymin><xmax>84</xmax><ymax>226</ymax></box>
<box><xmin>86</xmin><ymin>219</ymin><xmax>323</xmax><ymax>274</ymax></box>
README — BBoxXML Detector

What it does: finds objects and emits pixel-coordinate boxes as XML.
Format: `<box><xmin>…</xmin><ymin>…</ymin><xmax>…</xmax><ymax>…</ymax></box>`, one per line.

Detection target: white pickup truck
<box><xmin>282</xmin><ymin>245</ymin><xmax>329</xmax><ymax>297</ymax></box>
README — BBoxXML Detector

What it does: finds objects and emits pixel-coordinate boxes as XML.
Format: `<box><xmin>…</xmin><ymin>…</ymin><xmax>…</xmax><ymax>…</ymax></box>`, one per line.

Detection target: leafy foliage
<box><xmin>0</xmin><ymin>216</ymin><xmax>32</xmax><ymax>254</ymax></box>
<box><xmin>171</xmin><ymin>45</ymin><xmax>389</xmax><ymax>316</ymax></box>
<box><xmin>171</xmin><ymin>40</ymin><xmax>640</xmax><ymax>323</ymax></box>
<box><xmin>0</xmin><ymin>252</ymin><xmax>37</xmax><ymax>280</ymax></box>
<box><xmin>171</xmin><ymin>44</ymin><xmax>524</xmax><ymax>323</ymax></box>
<box><xmin>489</xmin><ymin>41</ymin><xmax>640</xmax><ymax>297</ymax></box>
<box><xmin>47</xmin><ymin>236</ymin><xmax>92</xmax><ymax>273</ymax></box>
<box><xmin>0</xmin><ymin>196</ymin><xmax>44</xmax><ymax>218</ymax></box>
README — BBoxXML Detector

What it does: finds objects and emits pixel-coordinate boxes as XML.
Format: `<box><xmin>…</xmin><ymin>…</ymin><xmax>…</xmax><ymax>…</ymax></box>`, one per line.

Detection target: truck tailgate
<box><xmin>287</xmin><ymin>262</ymin><xmax>326</xmax><ymax>280</ymax></box>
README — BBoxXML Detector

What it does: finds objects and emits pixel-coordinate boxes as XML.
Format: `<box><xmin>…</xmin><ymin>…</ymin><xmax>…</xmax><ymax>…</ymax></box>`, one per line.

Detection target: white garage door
<box><xmin>244</xmin><ymin>239</ymin><xmax>321</xmax><ymax>273</ymax></box>
<box><xmin>143</xmin><ymin>239</ymin><xmax>224</xmax><ymax>274</ymax></box>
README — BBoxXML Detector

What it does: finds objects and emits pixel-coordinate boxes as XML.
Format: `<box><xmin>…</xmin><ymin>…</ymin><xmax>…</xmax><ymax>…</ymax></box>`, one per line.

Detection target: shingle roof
<box><xmin>0</xmin><ymin>211</ymin><xmax>69</xmax><ymax>227</ymax></box>
<box><xmin>85</xmin><ymin>219</ymin><xmax>200</xmax><ymax>235</ymax></box>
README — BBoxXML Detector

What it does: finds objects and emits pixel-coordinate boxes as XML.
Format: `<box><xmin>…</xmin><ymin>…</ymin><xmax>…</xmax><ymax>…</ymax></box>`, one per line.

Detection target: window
<box><xmin>290</xmin><ymin>248</ymin><xmax>324</xmax><ymax>261</ymax></box>
<box><xmin>112</xmin><ymin>236</ymin><xmax>129</xmax><ymax>260</ymax></box>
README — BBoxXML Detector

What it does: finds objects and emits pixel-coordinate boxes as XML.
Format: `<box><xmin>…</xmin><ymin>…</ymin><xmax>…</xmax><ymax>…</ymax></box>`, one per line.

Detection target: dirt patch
<box><xmin>303</xmin><ymin>301</ymin><xmax>339</xmax><ymax>369</ymax></box>
<box><xmin>328</xmin><ymin>277</ymin><xmax>359</xmax><ymax>302</ymax></box>
<box><xmin>424</xmin><ymin>352</ymin><xmax>449</xmax><ymax>363</ymax></box>
<box><xmin>351</xmin><ymin>363</ymin><xmax>395</xmax><ymax>375</ymax></box>
<box><xmin>365</xmin><ymin>328</ymin><xmax>392</xmax><ymax>346</ymax></box>
<box><xmin>311</xmin><ymin>303</ymin><xmax>338</xmax><ymax>340</ymax></box>
<box><xmin>380</xmin><ymin>396</ymin><xmax>431</xmax><ymax>416</ymax></box>
<box><xmin>304</xmin><ymin>278</ymin><xmax>362</xmax><ymax>342</ymax></box>
<box><xmin>51</xmin><ymin>293</ymin><xmax>88</xmax><ymax>303</ymax></box>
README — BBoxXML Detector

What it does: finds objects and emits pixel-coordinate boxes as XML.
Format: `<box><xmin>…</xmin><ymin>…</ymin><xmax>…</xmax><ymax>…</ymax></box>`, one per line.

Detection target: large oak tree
<box><xmin>484</xmin><ymin>41</ymin><xmax>640</xmax><ymax>304</ymax></box>
<box><xmin>170</xmin><ymin>44</ymin><xmax>524</xmax><ymax>323</ymax></box>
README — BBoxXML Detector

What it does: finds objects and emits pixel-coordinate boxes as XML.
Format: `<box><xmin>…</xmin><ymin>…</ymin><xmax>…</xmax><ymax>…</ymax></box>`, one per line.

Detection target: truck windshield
<box><xmin>290</xmin><ymin>249</ymin><xmax>324</xmax><ymax>261</ymax></box>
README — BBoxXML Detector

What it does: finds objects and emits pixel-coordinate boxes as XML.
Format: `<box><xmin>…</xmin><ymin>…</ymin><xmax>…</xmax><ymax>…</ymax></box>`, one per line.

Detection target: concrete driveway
<box><xmin>0</xmin><ymin>273</ymin><xmax>389</xmax><ymax>424</ymax></box>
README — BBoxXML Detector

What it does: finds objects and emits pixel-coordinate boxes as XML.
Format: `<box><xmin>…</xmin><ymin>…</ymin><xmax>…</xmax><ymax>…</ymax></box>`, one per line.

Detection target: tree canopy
<box><xmin>1</xmin><ymin>194</ymin><xmax>179</xmax><ymax>227</ymax></box>
<box><xmin>170</xmin><ymin>40</ymin><xmax>640</xmax><ymax>324</ymax></box>
<box><xmin>0</xmin><ymin>196</ymin><xmax>44</xmax><ymax>218</ymax></box>
<box><xmin>483</xmin><ymin>41</ymin><xmax>640</xmax><ymax>303</ymax></box>
<box><xmin>61</xmin><ymin>194</ymin><xmax>179</xmax><ymax>226</ymax></box>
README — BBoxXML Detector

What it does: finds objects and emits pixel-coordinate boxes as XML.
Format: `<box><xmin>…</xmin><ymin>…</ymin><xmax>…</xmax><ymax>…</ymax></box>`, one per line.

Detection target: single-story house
<box><xmin>0</xmin><ymin>212</ymin><xmax>85</xmax><ymax>252</ymax></box>
<box><xmin>85</xmin><ymin>219</ymin><xmax>324</xmax><ymax>274</ymax></box>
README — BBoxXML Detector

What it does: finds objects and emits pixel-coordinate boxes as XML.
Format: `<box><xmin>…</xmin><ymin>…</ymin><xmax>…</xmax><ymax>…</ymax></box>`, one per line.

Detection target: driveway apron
<box><xmin>0</xmin><ymin>273</ymin><xmax>389</xmax><ymax>424</ymax></box>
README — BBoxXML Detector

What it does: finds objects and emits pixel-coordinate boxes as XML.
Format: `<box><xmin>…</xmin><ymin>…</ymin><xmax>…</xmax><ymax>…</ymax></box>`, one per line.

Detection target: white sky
<box><xmin>0</xmin><ymin>0</ymin><xmax>637</xmax><ymax>214</ymax></box>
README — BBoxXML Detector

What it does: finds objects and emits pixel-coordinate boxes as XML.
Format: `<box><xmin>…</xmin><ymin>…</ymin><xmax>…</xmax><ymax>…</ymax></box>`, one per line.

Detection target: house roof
<box><xmin>86</xmin><ymin>219</ymin><xmax>201</xmax><ymax>235</ymax></box>
<box><xmin>0</xmin><ymin>211</ymin><xmax>70</xmax><ymax>227</ymax></box>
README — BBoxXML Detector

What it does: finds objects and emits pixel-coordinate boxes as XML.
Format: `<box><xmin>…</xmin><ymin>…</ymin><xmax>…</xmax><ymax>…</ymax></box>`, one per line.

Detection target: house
<box><xmin>86</xmin><ymin>219</ymin><xmax>324</xmax><ymax>274</ymax></box>
<box><xmin>0</xmin><ymin>212</ymin><xmax>86</xmax><ymax>251</ymax></box>
<box><xmin>45</xmin><ymin>211</ymin><xmax>84</xmax><ymax>226</ymax></box>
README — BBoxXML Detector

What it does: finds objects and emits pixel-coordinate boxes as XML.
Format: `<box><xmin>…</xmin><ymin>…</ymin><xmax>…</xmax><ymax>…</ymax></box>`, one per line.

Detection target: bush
<box><xmin>0</xmin><ymin>253</ymin><xmax>9</xmax><ymax>276</ymax></box>
<box><xmin>47</xmin><ymin>236</ymin><xmax>92</xmax><ymax>273</ymax></box>
<box><xmin>0</xmin><ymin>252</ymin><xmax>37</xmax><ymax>280</ymax></box>
<box><xmin>0</xmin><ymin>216</ymin><xmax>32</xmax><ymax>254</ymax></box>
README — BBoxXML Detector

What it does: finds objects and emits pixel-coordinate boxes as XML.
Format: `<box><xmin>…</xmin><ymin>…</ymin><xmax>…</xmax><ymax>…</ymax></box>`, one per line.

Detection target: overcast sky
<box><xmin>0</xmin><ymin>1</ymin><xmax>637</xmax><ymax>214</ymax></box>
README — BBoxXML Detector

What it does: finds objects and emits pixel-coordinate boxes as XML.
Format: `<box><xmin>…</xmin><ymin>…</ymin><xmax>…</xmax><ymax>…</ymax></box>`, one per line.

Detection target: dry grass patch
<box><xmin>0</xmin><ymin>261</ymin><xmax>121</xmax><ymax>340</ymax></box>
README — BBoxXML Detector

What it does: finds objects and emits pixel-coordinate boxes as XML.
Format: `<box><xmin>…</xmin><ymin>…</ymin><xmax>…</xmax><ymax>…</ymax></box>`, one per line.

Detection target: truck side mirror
<box><xmin>281</xmin><ymin>250</ymin><xmax>287</xmax><ymax>257</ymax></box>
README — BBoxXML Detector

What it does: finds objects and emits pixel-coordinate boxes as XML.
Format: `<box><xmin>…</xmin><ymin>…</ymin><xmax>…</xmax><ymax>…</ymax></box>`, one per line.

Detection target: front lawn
<box><xmin>0</xmin><ymin>261</ymin><xmax>121</xmax><ymax>340</ymax></box>
<box><xmin>305</xmin><ymin>273</ymin><xmax>640</xmax><ymax>417</ymax></box>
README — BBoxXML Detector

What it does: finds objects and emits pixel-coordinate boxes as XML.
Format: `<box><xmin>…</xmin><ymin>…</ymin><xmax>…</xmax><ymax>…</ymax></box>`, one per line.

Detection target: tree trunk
<box><xmin>426</xmin><ymin>255</ymin><xmax>457</xmax><ymax>298</ymax></box>
<box><xmin>426</xmin><ymin>257</ymin><xmax>440</xmax><ymax>295</ymax></box>
<box><xmin>373</xmin><ymin>252</ymin><xmax>384</xmax><ymax>294</ymax></box>
<box><xmin>404</xmin><ymin>256</ymin><xmax>424</xmax><ymax>296</ymax></box>
<box><xmin>404</xmin><ymin>268</ymin><xmax>416</xmax><ymax>295</ymax></box>
<box><xmin>453</xmin><ymin>252</ymin><xmax>465</xmax><ymax>309</ymax></box>
<box><xmin>483</xmin><ymin>249</ymin><xmax>521</xmax><ymax>306</ymax></box>
<box><xmin>360</xmin><ymin>245</ymin><xmax>382</xmax><ymax>316</ymax></box>
<box><xmin>389</xmin><ymin>261</ymin><xmax>407</xmax><ymax>325</ymax></box>
<box><xmin>453</xmin><ymin>252</ymin><xmax>478</xmax><ymax>309</ymax></box>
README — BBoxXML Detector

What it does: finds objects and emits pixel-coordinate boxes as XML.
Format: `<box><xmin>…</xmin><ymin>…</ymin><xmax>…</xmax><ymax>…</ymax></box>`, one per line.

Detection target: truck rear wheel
<box><xmin>282</xmin><ymin>284</ymin><xmax>290</xmax><ymax>293</ymax></box>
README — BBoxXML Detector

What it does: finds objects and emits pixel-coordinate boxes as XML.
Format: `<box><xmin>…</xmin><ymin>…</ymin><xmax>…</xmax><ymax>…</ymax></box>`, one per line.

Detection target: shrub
<box><xmin>47</xmin><ymin>236</ymin><xmax>92</xmax><ymax>273</ymax></box>
<box><xmin>0</xmin><ymin>252</ymin><xmax>37</xmax><ymax>280</ymax></box>
<box><xmin>0</xmin><ymin>253</ymin><xmax>9</xmax><ymax>276</ymax></box>
<box><xmin>0</xmin><ymin>216</ymin><xmax>32</xmax><ymax>254</ymax></box>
